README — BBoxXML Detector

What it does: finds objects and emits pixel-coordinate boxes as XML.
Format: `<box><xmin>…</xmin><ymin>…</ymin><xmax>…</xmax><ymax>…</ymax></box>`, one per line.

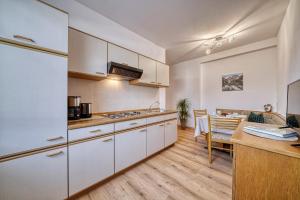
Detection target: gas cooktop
<box><xmin>102</xmin><ymin>111</ymin><xmax>141</xmax><ymax>119</ymax></box>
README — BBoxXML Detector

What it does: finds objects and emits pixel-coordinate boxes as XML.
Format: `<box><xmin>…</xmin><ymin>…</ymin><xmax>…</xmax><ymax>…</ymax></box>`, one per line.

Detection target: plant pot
<box><xmin>180</xmin><ymin>119</ymin><xmax>187</xmax><ymax>130</ymax></box>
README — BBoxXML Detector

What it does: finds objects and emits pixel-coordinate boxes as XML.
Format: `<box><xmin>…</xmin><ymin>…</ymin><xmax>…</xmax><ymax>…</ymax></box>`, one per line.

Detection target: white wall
<box><xmin>43</xmin><ymin>0</ymin><xmax>166</xmax><ymax>112</ymax></box>
<box><xmin>166</xmin><ymin>60</ymin><xmax>201</xmax><ymax>127</ymax></box>
<box><xmin>166</xmin><ymin>45</ymin><xmax>278</xmax><ymax>128</ymax></box>
<box><xmin>201</xmin><ymin>47</ymin><xmax>277</xmax><ymax>114</ymax></box>
<box><xmin>277</xmin><ymin>0</ymin><xmax>300</xmax><ymax>116</ymax></box>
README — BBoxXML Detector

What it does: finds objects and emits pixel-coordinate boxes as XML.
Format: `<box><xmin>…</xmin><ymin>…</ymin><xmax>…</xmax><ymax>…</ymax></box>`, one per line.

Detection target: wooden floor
<box><xmin>76</xmin><ymin>129</ymin><xmax>232</xmax><ymax>200</ymax></box>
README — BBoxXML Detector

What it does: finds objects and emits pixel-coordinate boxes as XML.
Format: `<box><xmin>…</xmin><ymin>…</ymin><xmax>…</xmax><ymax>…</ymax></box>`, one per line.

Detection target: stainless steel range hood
<box><xmin>107</xmin><ymin>62</ymin><xmax>143</xmax><ymax>80</ymax></box>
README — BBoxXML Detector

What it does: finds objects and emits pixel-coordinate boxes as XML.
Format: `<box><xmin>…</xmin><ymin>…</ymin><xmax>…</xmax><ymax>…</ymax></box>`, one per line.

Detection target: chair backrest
<box><xmin>193</xmin><ymin>109</ymin><xmax>208</xmax><ymax>128</ymax></box>
<box><xmin>208</xmin><ymin>115</ymin><xmax>241</xmax><ymax>133</ymax></box>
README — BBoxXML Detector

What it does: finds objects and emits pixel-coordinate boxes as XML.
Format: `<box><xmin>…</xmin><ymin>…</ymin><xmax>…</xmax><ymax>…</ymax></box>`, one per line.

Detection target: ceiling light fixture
<box><xmin>203</xmin><ymin>34</ymin><xmax>236</xmax><ymax>55</ymax></box>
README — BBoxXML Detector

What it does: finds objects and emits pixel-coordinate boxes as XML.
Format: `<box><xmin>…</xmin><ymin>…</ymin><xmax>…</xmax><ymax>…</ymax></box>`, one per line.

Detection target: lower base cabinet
<box><xmin>147</xmin><ymin>123</ymin><xmax>165</xmax><ymax>156</ymax></box>
<box><xmin>0</xmin><ymin>147</ymin><xmax>68</xmax><ymax>200</ymax></box>
<box><xmin>115</xmin><ymin>128</ymin><xmax>147</xmax><ymax>172</ymax></box>
<box><xmin>165</xmin><ymin>120</ymin><xmax>178</xmax><ymax>147</ymax></box>
<box><xmin>69</xmin><ymin>135</ymin><xmax>114</xmax><ymax>196</ymax></box>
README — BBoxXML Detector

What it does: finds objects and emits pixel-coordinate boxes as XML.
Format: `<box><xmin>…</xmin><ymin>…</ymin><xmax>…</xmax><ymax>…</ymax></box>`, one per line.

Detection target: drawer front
<box><xmin>164</xmin><ymin>113</ymin><xmax>177</xmax><ymax>121</ymax></box>
<box><xmin>115</xmin><ymin>118</ymin><xmax>147</xmax><ymax>131</ymax></box>
<box><xmin>68</xmin><ymin>124</ymin><xmax>114</xmax><ymax>141</ymax></box>
<box><xmin>147</xmin><ymin>115</ymin><xmax>166</xmax><ymax>124</ymax></box>
<box><xmin>0</xmin><ymin>0</ymin><xmax>68</xmax><ymax>53</ymax></box>
<box><xmin>0</xmin><ymin>147</ymin><xmax>68</xmax><ymax>200</ymax></box>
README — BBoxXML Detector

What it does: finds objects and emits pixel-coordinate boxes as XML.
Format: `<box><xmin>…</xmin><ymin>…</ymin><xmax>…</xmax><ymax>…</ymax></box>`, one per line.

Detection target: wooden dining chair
<box><xmin>193</xmin><ymin>109</ymin><xmax>208</xmax><ymax>141</ymax></box>
<box><xmin>207</xmin><ymin>115</ymin><xmax>241</xmax><ymax>164</ymax></box>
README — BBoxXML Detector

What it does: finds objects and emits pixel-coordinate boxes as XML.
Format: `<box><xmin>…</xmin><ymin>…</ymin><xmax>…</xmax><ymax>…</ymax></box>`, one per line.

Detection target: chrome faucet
<box><xmin>148</xmin><ymin>101</ymin><xmax>160</xmax><ymax>113</ymax></box>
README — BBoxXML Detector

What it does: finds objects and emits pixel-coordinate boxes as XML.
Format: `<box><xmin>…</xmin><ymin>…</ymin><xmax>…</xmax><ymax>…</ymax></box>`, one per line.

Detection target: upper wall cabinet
<box><xmin>0</xmin><ymin>0</ymin><xmax>68</xmax><ymax>54</ymax></box>
<box><xmin>108</xmin><ymin>43</ymin><xmax>138</xmax><ymax>68</ymax></box>
<box><xmin>157</xmin><ymin>62</ymin><xmax>170</xmax><ymax>86</ymax></box>
<box><xmin>137</xmin><ymin>55</ymin><xmax>157</xmax><ymax>84</ymax></box>
<box><xmin>68</xmin><ymin>28</ymin><xmax>108</xmax><ymax>80</ymax></box>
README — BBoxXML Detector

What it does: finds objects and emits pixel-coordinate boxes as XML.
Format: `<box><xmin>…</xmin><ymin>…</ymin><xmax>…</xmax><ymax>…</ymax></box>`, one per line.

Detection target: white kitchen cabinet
<box><xmin>0</xmin><ymin>147</ymin><xmax>67</xmax><ymax>200</ymax></box>
<box><xmin>68</xmin><ymin>123</ymin><xmax>114</xmax><ymax>142</ymax></box>
<box><xmin>115</xmin><ymin>128</ymin><xmax>147</xmax><ymax>172</ymax></box>
<box><xmin>157</xmin><ymin>62</ymin><xmax>170</xmax><ymax>86</ymax></box>
<box><xmin>115</xmin><ymin>118</ymin><xmax>147</xmax><ymax>132</ymax></box>
<box><xmin>0</xmin><ymin>43</ymin><xmax>67</xmax><ymax>157</ymax></box>
<box><xmin>108</xmin><ymin>43</ymin><xmax>138</xmax><ymax>68</ymax></box>
<box><xmin>147</xmin><ymin>123</ymin><xmax>165</xmax><ymax>156</ymax></box>
<box><xmin>0</xmin><ymin>0</ymin><xmax>68</xmax><ymax>53</ymax></box>
<box><xmin>137</xmin><ymin>55</ymin><xmax>157</xmax><ymax>84</ymax></box>
<box><xmin>69</xmin><ymin>135</ymin><xmax>114</xmax><ymax>195</ymax></box>
<box><xmin>68</xmin><ymin>28</ymin><xmax>108</xmax><ymax>77</ymax></box>
<box><xmin>165</xmin><ymin>120</ymin><xmax>178</xmax><ymax>147</ymax></box>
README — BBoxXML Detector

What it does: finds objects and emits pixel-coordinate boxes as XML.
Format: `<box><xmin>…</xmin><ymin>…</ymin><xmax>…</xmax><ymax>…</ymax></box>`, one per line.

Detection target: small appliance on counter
<box><xmin>80</xmin><ymin>103</ymin><xmax>92</xmax><ymax>118</ymax></box>
<box><xmin>68</xmin><ymin>96</ymin><xmax>81</xmax><ymax>120</ymax></box>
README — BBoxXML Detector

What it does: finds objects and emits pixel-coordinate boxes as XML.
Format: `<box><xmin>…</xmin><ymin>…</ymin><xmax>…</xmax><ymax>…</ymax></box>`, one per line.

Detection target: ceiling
<box><xmin>75</xmin><ymin>0</ymin><xmax>289</xmax><ymax>64</ymax></box>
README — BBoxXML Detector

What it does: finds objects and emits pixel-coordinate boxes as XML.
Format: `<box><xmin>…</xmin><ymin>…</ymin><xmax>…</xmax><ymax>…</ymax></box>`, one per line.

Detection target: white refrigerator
<box><xmin>0</xmin><ymin>43</ymin><xmax>68</xmax><ymax>200</ymax></box>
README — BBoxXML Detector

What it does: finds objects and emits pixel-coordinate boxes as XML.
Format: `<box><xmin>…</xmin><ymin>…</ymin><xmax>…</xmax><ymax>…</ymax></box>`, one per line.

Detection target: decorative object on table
<box><xmin>177</xmin><ymin>98</ymin><xmax>190</xmax><ymax>129</ymax></box>
<box><xmin>248</xmin><ymin>112</ymin><xmax>264</xmax><ymax>123</ymax></box>
<box><xmin>222</xmin><ymin>73</ymin><xmax>243</xmax><ymax>91</ymax></box>
<box><xmin>264</xmin><ymin>104</ymin><xmax>272</xmax><ymax>112</ymax></box>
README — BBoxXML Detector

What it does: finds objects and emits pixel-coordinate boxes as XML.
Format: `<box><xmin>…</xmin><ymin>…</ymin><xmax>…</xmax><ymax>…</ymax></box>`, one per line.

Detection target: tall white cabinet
<box><xmin>0</xmin><ymin>1</ymin><xmax>68</xmax><ymax>200</ymax></box>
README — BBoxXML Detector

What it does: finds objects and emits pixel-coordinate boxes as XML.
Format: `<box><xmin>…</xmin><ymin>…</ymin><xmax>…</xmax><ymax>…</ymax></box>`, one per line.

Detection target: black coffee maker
<box><xmin>68</xmin><ymin>96</ymin><xmax>81</xmax><ymax>120</ymax></box>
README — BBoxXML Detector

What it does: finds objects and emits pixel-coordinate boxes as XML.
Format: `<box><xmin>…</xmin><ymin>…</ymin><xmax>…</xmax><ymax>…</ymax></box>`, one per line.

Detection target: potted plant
<box><xmin>177</xmin><ymin>98</ymin><xmax>190</xmax><ymax>129</ymax></box>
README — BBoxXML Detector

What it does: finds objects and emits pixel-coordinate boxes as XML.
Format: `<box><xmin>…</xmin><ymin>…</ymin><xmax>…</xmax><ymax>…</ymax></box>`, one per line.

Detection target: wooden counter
<box><xmin>68</xmin><ymin>110</ymin><xmax>177</xmax><ymax>130</ymax></box>
<box><xmin>231</xmin><ymin>121</ymin><xmax>300</xmax><ymax>200</ymax></box>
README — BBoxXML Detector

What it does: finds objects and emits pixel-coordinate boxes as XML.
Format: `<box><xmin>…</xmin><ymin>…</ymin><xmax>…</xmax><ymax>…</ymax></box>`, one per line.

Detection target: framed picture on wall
<box><xmin>222</xmin><ymin>73</ymin><xmax>243</xmax><ymax>91</ymax></box>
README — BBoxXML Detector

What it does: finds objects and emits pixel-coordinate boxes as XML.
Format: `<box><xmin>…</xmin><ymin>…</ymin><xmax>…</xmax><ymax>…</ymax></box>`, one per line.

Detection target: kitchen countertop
<box><xmin>68</xmin><ymin>110</ymin><xmax>177</xmax><ymax>130</ymax></box>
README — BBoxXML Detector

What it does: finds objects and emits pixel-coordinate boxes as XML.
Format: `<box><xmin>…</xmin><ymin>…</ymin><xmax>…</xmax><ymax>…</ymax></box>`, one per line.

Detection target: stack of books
<box><xmin>243</xmin><ymin>124</ymin><xmax>298</xmax><ymax>141</ymax></box>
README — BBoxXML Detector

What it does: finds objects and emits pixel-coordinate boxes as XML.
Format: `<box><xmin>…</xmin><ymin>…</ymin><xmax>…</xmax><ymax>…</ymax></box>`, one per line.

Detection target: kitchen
<box><xmin>2</xmin><ymin>0</ymin><xmax>300</xmax><ymax>200</ymax></box>
<box><xmin>0</xmin><ymin>0</ymin><xmax>177</xmax><ymax>199</ymax></box>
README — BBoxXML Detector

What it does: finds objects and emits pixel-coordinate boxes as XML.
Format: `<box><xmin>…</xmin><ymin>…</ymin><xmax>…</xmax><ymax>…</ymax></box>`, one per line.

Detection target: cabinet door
<box><xmin>138</xmin><ymin>55</ymin><xmax>157</xmax><ymax>84</ymax></box>
<box><xmin>69</xmin><ymin>135</ymin><xmax>114</xmax><ymax>195</ymax></box>
<box><xmin>0</xmin><ymin>147</ymin><xmax>67</xmax><ymax>200</ymax></box>
<box><xmin>147</xmin><ymin>123</ymin><xmax>165</xmax><ymax>156</ymax></box>
<box><xmin>108</xmin><ymin>43</ymin><xmax>138</xmax><ymax>68</ymax></box>
<box><xmin>157</xmin><ymin>62</ymin><xmax>170</xmax><ymax>86</ymax></box>
<box><xmin>165</xmin><ymin>120</ymin><xmax>178</xmax><ymax>147</ymax></box>
<box><xmin>115</xmin><ymin>128</ymin><xmax>146</xmax><ymax>172</ymax></box>
<box><xmin>0</xmin><ymin>0</ymin><xmax>68</xmax><ymax>53</ymax></box>
<box><xmin>68</xmin><ymin>28</ymin><xmax>108</xmax><ymax>76</ymax></box>
<box><xmin>0</xmin><ymin>44</ymin><xmax>67</xmax><ymax>157</ymax></box>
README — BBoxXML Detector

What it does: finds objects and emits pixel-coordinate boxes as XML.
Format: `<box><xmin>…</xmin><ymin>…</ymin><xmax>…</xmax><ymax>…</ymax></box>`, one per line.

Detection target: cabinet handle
<box><xmin>47</xmin><ymin>151</ymin><xmax>64</xmax><ymax>157</ymax></box>
<box><xmin>102</xmin><ymin>138</ymin><xmax>113</xmax><ymax>142</ymax></box>
<box><xmin>150</xmin><ymin>82</ymin><xmax>156</xmax><ymax>84</ymax></box>
<box><xmin>96</xmin><ymin>72</ymin><xmax>105</xmax><ymax>75</ymax></box>
<box><xmin>130</xmin><ymin>122</ymin><xmax>138</xmax><ymax>126</ymax></box>
<box><xmin>139</xmin><ymin>129</ymin><xmax>147</xmax><ymax>132</ymax></box>
<box><xmin>47</xmin><ymin>136</ymin><xmax>64</xmax><ymax>142</ymax></box>
<box><xmin>13</xmin><ymin>35</ymin><xmax>35</xmax><ymax>43</ymax></box>
<box><xmin>159</xmin><ymin>124</ymin><xmax>165</xmax><ymax>127</ymax></box>
<box><xmin>90</xmin><ymin>129</ymin><xmax>102</xmax><ymax>133</ymax></box>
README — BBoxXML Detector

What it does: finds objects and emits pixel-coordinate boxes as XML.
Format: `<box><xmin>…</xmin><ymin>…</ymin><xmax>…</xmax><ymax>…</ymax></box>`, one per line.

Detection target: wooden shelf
<box><xmin>68</xmin><ymin>71</ymin><xmax>107</xmax><ymax>81</ymax></box>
